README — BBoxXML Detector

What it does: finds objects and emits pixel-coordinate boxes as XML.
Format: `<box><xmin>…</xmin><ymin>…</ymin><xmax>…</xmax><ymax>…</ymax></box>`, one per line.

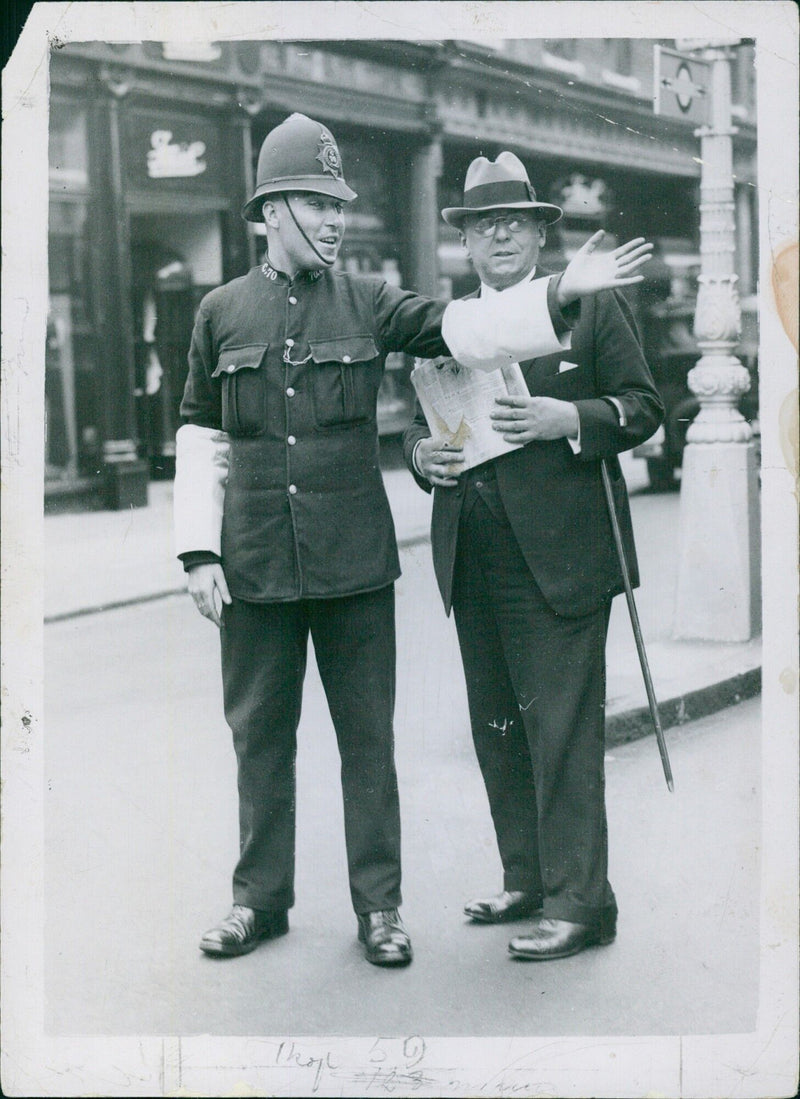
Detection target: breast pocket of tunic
<box><xmin>308</xmin><ymin>335</ymin><xmax>381</xmax><ymax>429</ymax></box>
<box><xmin>211</xmin><ymin>344</ymin><xmax>269</xmax><ymax>436</ymax></box>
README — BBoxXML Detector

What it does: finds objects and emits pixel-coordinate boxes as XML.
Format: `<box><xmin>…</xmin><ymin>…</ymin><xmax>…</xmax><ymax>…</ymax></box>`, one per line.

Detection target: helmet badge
<box><xmin>316</xmin><ymin>129</ymin><xmax>342</xmax><ymax>179</ymax></box>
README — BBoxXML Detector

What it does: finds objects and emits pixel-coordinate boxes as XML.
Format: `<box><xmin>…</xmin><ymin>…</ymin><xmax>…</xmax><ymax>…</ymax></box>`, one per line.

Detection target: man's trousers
<box><xmin>452</xmin><ymin>487</ymin><xmax>617</xmax><ymax>933</ymax></box>
<box><xmin>219</xmin><ymin>584</ymin><xmax>402</xmax><ymax>916</ymax></box>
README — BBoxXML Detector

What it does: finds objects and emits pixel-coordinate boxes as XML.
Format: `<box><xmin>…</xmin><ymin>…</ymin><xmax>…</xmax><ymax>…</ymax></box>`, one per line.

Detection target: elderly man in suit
<box><xmin>404</xmin><ymin>152</ymin><xmax>664</xmax><ymax>961</ymax></box>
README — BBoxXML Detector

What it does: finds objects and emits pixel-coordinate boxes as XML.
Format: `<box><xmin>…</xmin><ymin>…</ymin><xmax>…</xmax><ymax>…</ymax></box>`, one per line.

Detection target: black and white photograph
<box><xmin>2</xmin><ymin>2</ymin><xmax>798</xmax><ymax>1096</ymax></box>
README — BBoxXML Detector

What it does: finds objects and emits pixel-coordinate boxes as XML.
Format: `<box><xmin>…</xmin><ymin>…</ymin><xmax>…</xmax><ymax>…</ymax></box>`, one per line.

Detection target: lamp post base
<box><xmin>673</xmin><ymin>441</ymin><xmax>760</xmax><ymax>641</ymax></box>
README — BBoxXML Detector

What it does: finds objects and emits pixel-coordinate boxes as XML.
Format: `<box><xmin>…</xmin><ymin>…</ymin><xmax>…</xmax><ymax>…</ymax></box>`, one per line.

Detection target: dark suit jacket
<box><xmin>403</xmin><ymin>276</ymin><xmax>665</xmax><ymax>619</ymax></box>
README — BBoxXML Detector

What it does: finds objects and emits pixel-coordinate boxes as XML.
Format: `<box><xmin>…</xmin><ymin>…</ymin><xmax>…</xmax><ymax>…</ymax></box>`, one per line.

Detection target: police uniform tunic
<box><xmin>180</xmin><ymin>261</ymin><xmax>448</xmax><ymax>601</ymax></box>
<box><xmin>179</xmin><ymin>260</ymin><xmax>450</xmax><ymax>916</ymax></box>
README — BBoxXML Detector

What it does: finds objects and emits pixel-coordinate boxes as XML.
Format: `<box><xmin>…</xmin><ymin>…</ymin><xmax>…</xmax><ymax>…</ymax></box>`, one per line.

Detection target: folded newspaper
<box><xmin>411</xmin><ymin>356</ymin><xmax>530</xmax><ymax>471</ymax></box>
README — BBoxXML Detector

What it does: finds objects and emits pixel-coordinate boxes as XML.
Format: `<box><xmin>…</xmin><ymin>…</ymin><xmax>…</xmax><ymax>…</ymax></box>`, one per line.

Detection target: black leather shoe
<box><xmin>357</xmin><ymin>909</ymin><xmax>413</xmax><ymax>967</ymax></box>
<box><xmin>199</xmin><ymin>904</ymin><xmax>289</xmax><ymax>957</ymax></box>
<box><xmin>464</xmin><ymin>890</ymin><xmax>543</xmax><ymax>924</ymax></box>
<box><xmin>508</xmin><ymin>917</ymin><xmax>615</xmax><ymax>961</ymax></box>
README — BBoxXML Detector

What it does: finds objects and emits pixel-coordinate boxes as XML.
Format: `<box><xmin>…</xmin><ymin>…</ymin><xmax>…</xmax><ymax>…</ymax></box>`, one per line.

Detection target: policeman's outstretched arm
<box><xmin>442</xmin><ymin>231</ymin><xmax>653</xmax><ymax>373</ymax></box>
<box><xmin>557</xmin><ymin>231</ymin><xmax>652</xmax><ymax>305</ymax></box>
<box><xmin>187</xmin><ymin>563</ymin><xmax>231</xmax><ymax>628</ymax></box>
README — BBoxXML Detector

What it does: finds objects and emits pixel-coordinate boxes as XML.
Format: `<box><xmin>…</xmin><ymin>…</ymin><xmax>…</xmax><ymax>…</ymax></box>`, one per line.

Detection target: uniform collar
<box><xmin>262</xmin><ymin>257</ymin><xmax>324</xmax><ymax>284</ymax></box>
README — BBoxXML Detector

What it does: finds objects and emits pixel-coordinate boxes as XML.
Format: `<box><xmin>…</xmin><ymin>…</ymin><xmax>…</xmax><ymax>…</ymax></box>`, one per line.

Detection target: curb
<box><xmin>44</xmin><ymin>528</ymin><xmax>434</xmax><ymax>624</ymax></box>
<box><xmin>46</xmin><ymin>585</ymin><xmax>762</xmax><ymax>755</ymax></box>
<box><xmin>606</xmin><ymin>666</ymin><xmax>762</xmax><ymax>748</ymax></box>
<box><xmin>44</xmin><ymin>588</ymin><xmax>187</xmax><ymax>624</ymax></box>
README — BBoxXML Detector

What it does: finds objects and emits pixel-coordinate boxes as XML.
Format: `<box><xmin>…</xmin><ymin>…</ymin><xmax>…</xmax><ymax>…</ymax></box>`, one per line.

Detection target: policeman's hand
<box><xmin>416</xmin><ymin>436</ymin><xmax>464</xmax><ymax>487</ymax></box>
<box><xmin>492</xmin><ymin>396</ymin><xmax>580</xmax><ymax>444</ymax></box>
<box><xmin>558</xmin><ymin>230</ymin><xmax>653</xmax><ymax>306</ymax></box>
<box><xmin>187</xmin><ymin>563</ymin><xmax>231</xmax><ymax>628</ymax></box>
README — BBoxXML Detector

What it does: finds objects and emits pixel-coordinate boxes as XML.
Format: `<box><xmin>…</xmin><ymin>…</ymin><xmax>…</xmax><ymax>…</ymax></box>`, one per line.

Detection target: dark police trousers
<box><xmin>220</xmin><ymin>584</ymin><xmax>401</xmax><ymax>916</ymax></box>
<box><xmin>452</xmin><ymin>467</ymin><xmax>617</xmax><ymax>932</ymax></box>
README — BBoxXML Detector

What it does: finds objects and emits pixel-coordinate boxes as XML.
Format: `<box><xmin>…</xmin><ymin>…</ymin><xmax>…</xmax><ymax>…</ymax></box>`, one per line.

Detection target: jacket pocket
<box><xmin>535</xmin><ymin>360</ymin><xmax>592</xmax><ymax>400</ymax></box>
<box><xmin>212</xmin><ymin>344</ymin><xmax>269</xmax><ymax>436</ymax></box>
<box><xmin>308</xmin><ymin>335</ymin><xmax>380</xmax><ymax>428</ymax></box>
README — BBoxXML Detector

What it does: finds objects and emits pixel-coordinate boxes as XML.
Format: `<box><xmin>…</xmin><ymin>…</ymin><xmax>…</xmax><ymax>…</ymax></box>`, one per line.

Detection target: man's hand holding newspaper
<box><xmin>411</xmin><ymin>359</ymin><xmax>582</xmax><ymax>487</ymax></box>
<box><xmin>411</xmin><ymin>357</ymin><xmax>532</xmax><ymax>484</ymax></box>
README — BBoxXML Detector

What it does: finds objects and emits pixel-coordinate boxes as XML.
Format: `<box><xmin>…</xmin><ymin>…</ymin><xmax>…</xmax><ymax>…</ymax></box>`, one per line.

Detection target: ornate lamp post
<box><xmin>672</xmin><ymin>39</ymin><xmax>761</xmax><ymax>640</ymax></box>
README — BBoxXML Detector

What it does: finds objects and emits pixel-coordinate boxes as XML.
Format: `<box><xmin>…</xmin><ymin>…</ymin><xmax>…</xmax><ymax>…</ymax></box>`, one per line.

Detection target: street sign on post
<box><xmin>653</xmin><ymin>45</ymin><xmax>711</xmax><ymax>125</ymax></box>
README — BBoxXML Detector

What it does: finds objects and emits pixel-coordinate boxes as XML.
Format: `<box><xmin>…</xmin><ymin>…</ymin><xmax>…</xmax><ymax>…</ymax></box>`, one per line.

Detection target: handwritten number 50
<box><xmin>368</xmin><ymin>1036</ymin><xmax>426</xmax><ymax>1069</ymax></box>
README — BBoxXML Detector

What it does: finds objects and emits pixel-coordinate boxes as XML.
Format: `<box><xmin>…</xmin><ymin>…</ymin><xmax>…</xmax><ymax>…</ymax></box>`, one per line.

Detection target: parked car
<box><xmin>634</xmin><ymin>294</ymin><xmax>759</xmax><ymax>490</ymax></box>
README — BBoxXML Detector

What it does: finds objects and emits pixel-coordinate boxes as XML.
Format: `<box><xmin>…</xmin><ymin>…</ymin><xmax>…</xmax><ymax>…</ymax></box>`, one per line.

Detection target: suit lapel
<box><xmin>510</xmin><ymin>267</ymin><xmax>567</xmax><ymax>386</ymax></box>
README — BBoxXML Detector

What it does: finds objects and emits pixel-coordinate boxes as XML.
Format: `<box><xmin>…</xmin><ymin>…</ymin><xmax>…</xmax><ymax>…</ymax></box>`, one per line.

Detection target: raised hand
<box><xmin>558</xmin><ymin>230</ymin><xmax>653</xmax><ymax>306</ymax></box>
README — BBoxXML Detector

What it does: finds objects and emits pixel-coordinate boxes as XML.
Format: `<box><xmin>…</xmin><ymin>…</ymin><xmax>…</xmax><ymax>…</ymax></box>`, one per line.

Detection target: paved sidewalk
<box><xmin>44</xmin><ymin>451</ymin><xmax>761</xmax><ymax>745</ymax></box>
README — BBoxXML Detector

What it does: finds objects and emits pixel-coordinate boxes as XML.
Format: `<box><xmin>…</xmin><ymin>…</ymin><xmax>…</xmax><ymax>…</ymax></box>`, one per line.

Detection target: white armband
<box><xmin>173</xmin><ymin>424</ymin><xmax>230</xmax><ymax>557</ymax></box>
<box><xmin>441</xmin><ymin>275</ymin><xmax>571</xmax><ymax>372</ymax></box>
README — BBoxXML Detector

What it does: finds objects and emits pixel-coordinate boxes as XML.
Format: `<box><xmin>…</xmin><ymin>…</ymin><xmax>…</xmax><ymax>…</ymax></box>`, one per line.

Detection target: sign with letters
<box><xmin>146</xmin><ymin>131</ymin><xmax>206</xmax><ymax>179</ymax></box>
<box><xmin>653</xmin><ymin>45</ymin><xmax>711</xmax><ymax>125</ymax></box>
<box><xmin>123</xmin><ymin>110</ymin><xmax>223</xmax><ymax>194</ymax></box>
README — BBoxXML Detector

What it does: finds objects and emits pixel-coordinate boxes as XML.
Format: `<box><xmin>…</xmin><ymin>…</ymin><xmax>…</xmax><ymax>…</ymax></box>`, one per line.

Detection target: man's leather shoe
<box><xmin>464</xmin><ymin>890</ymin><xmax>543</xmax><ymax>924</ymax></box>
<box><xmin>508</xmin><ymin>917</ymin><xmax>615</xmax><ymax>961</ymax></box>
<box><xmin>357</xmin><ymin>909</ymin><xmax>413</xmax><ymax>967</ymax></box>
<box><xmin>199</xmin><ymin>904</ymin><xmax>289</xmax><ymax>957</ymax></box>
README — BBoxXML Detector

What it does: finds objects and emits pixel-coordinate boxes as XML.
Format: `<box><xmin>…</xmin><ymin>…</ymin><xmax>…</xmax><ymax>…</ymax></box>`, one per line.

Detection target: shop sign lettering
<box><xmin>147</xmin><ymin>130</ymin><xmax>207</xmax><ymax>179</ymax></box>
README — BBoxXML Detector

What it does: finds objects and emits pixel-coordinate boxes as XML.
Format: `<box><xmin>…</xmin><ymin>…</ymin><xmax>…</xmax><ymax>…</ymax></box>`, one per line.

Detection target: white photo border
<box><xmin>2</xmin><ymin>2</ymin><xmax>798</xmax><ymax>1096</ymax></box>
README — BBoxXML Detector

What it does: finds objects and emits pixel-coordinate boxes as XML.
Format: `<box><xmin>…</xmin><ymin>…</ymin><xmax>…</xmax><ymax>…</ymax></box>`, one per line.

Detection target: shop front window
<box><xmin>47</xmin><ymin>199</ymin><xmax>99</xmax><ymax>482</ymax></box>
<box><xmin>49</xmin><ymin>101</ymin><xmax>88</xmax><ymax>193</ymax></box>
<box><xmin>48</xmin><ymin>100</ymin><xmax>97</xmax><ymax>485</ymax></box>
<box><xmin>128</xmin><ymin>213</ymin><xmax>221</xmax><ymax>477</ymax></box>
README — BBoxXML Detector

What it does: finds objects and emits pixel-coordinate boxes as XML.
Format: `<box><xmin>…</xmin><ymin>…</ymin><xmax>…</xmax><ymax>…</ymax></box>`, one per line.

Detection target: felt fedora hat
<box><xmin>241</xmin><ymin>113</ymin><xmax>357</xmax><ymax>223</ymax></box>
<box><xmin>442</xmin><ymin>151</ymin><xmax>562</xmax><ymax>228</ymax></box>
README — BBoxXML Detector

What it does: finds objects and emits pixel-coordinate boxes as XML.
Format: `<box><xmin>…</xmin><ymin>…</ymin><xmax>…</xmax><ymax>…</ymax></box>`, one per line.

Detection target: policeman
<box><xmin>174</xmin><ymin>113</ymin><xmax>653</xmax><ymax>967</ymax></box>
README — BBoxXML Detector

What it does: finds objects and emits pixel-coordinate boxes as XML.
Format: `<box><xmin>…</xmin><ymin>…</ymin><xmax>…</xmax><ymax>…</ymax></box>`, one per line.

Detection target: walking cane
<box><xmin>601</xmin><ymin>460</ymin><xmax>674</xmax><ymax>792</ymax></box>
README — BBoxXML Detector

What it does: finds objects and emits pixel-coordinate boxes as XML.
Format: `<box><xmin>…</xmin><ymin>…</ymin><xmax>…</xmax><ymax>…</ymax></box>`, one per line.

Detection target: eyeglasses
<box><xmin>467</xmin><ymin>212</ymin><xmax>539</xmax><ymax>238</ymax></box>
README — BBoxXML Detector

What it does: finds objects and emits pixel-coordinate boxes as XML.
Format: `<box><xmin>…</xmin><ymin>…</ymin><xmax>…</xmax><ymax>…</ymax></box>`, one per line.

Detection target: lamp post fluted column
<box><xmin>673</xmin><ymin>44</ymin><xmax>761</xmax><ymax>640</ymax></box>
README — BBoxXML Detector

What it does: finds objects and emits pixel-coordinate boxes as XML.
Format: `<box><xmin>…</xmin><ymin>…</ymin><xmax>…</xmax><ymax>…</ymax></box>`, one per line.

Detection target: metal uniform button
<box><xmin>226</xmin><ymin>364</ymin><xmax>236</xmax><ymax>373</ymax></box>
<box><xmin>342</xmin><ymin>354</ymin><xmax>351</xmax><ymax>363</ymax></box>
<box><xmin>287</xmin><ymin>435</ymin><xmax>296</xmax><ymax>446</ymax></box>
<box><xmin>286</xmin><ymin>387</ymin><xmax>295</xmax><ymax>397</ymax></box>
<box><xmin>288</xmin><ymin>484</ymin><xmax>297</xmax><ymax>495</ymax></box>
<box><xmin>285</xmin><ymin>338</ymin><xmax>294</xmax><ymax>348</ymax></box>
<box><xmin>475</xmin><ymin>480</ymin><xmax>483</xmax><ymax>488</ymax></box>
<box><xmin>288</xmin><ymin>296</ymin><xmax>297</xmax><ymax>305</ymax></box>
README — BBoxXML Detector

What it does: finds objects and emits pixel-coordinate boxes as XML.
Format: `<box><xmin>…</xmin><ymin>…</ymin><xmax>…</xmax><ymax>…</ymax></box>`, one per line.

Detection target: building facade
<box><xmin>46</xmin><ymin>37</ymin><xmax>757</xmax><ymax>506</ymax></box>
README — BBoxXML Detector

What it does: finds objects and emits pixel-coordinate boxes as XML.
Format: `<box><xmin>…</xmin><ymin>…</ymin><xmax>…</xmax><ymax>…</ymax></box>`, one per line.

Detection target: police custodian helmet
<box><xmin>241</xmin><ymin>113</ymin><xmax>358</xmax><ymax>222</ymax></box>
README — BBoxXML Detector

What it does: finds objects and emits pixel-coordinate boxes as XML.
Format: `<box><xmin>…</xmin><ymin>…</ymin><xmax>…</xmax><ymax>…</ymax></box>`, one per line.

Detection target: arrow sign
<box><xmin>653</xmin><ymin>45</ymin><xmax>711</xmax><ymax>125</ymax></box>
